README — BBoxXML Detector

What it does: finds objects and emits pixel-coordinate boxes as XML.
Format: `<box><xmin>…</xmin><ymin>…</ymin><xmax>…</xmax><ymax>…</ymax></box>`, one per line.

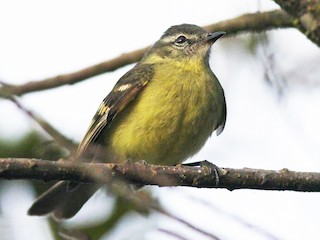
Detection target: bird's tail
<box><xmin>28</xmin><ymin>181</ymin><xmax>100</xmax><ymax>219</ymax></box>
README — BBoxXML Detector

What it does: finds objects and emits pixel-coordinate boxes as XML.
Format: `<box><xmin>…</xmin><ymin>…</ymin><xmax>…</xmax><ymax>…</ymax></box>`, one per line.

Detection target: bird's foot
<box><xmin>182</xmin><ymin>160</ymin><xmax>220</xmax><ymax>186</ymax></box>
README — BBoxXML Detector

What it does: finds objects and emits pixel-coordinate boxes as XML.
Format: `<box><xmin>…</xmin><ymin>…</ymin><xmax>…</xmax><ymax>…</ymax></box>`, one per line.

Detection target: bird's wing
<box><xmin>76</xmin><ymin>64</ymin><xmax>154</xmax><ymax>159</ymax></box>
<box><xmin>215</xmin><ymin>90</ymin><xmax>227</xmax><ymax>136</ymax></box>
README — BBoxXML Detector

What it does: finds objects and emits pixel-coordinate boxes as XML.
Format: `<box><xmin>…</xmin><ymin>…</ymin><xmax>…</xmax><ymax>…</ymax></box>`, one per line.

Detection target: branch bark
<box><xmin>273</xmin><ymin>0</ymin><xmax>320</xmax><ymax>46</ymax></box>
<box><xmin>0</xmin><ymin>10</ymin><xmax>294</xmax><ymax>98</ymax></box>
<box><xmin>1</xmin><ymin>158</ymin><xmax>320</xmax><ymax>192</ymax></box>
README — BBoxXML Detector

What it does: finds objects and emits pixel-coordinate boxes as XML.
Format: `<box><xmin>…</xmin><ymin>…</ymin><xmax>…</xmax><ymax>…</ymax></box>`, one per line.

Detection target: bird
<box><xmin>28</xmin><ymin>23</ymin><xmax>227</xmax><ymax>219</ymax></box>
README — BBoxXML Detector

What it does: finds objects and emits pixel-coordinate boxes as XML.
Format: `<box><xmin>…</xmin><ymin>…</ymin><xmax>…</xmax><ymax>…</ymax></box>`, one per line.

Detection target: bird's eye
<box><xmin>174</xmin><ymin>35</ymin><xmax>187</xmax><ymax>44</ymax></box>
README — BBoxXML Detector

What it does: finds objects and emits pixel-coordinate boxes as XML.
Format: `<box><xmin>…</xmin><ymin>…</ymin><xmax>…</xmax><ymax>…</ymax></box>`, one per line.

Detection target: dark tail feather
<box><xmin>28</xmin><ymin>181</ymin><xmax>69</xmax><ymax>216</ymax></box>
<box><xmin>53</xmin><ymin>183</ymin><xmax>100</xmax><ymax>219</ymax></box>
<box><xmin>28</xmin><ymin>181</ymin><xmax>100</xmax><ymax>219</ymax></box>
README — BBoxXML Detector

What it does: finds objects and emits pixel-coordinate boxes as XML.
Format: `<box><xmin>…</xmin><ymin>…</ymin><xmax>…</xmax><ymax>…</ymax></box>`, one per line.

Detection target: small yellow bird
<box><xmin>28</xmin><ymin>24</ymin><xmax>226</xmax><ymax>219</ymax></box>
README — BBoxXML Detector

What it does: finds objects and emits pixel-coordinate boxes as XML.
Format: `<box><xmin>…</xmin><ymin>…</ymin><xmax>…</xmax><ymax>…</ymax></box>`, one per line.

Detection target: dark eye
<box><xmin>175</xmin><ymin>35</ymin><xmax>187</xmax><ymax>44</ymax></box>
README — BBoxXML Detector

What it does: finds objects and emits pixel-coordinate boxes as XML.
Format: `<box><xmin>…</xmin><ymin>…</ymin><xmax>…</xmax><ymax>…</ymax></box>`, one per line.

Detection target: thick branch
<box><xmin>0</xmin><ymin>10</ymin><xmax>294</xmax><ymax>98</ymax></box>
<box><xmin>1</xmin><ymin>158</ymin><xmax>319</xmax><ymax>192</ymax></box>
<box><xmin>273</xmin><ymin>0</ymin><xmax>320</xmax><ymax>46</ymax></box>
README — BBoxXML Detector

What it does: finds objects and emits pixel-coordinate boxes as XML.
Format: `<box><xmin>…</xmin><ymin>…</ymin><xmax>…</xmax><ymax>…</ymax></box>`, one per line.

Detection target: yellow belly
<box><xmin>105</xmin><ymin>62</ymin><xmax>220</xmax><ymax>165</ymax></box>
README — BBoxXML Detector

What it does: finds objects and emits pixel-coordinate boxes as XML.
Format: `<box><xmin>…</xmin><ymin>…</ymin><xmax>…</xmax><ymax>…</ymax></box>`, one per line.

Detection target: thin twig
<box><xmin>158</xmin><ymin>228</ymin><xmax>191</xmax><ymax>240</ymax></box>
<box><xmin>184</xmin><ymin>193</ymin><xmax>280</xmax><ymax>240</ymax></box>
<box><xmin>155</xmin><ymin>206</ymin><xmax>221</xmax><ymax>240</ymax></box>
<box><xmin>9</xmin><ymin>97</ymin><xmax>76</xmax><ymax>152</ymax></box>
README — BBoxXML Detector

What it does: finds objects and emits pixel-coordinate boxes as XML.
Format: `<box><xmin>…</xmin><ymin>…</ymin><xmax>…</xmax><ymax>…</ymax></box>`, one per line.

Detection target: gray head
<box><xmin>146</xmin><ymin>24</ymin><xmax>225</xmax><ymax>60</ymax></box>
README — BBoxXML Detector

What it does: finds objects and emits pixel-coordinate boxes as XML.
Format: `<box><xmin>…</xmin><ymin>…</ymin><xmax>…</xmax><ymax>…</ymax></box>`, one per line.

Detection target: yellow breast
<box><xmin>105</xmin><ymin>59</ymin><xmax>221</xmax><ymax>165</ymax></box>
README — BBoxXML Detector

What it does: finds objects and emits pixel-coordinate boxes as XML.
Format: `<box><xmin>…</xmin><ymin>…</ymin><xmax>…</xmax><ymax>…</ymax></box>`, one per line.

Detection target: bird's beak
<box><xmin>206</xmin><ymin>31</ymin><xmax>226</xmax><ymax>44</ymax></box>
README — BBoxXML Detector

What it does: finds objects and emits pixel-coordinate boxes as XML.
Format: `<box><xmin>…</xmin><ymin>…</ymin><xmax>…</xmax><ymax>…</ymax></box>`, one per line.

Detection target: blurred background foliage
<box><xmin>0</xmin><ymin>131</ymin><xmax>63</xmax><ymax>160</ymax></box>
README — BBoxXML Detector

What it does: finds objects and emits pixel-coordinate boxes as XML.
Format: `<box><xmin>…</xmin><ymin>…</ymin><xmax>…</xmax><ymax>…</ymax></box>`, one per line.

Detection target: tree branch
<box><xmin>204</xmin><ymin>9</ymin><xmax>293</xmax><ymax>35</ymax></box>
<box><xmin>1</xmin><ymin>158</ymin><xmax>319</xmax><ymax>192</ymax></box>
<box><xmin>273</xmin><ymin>0</ymin><xmax>320</xmax><ymax>46</ymax></box>
<box><xmin>0</xmin><ymin>10</ymin><xmax>294</xmax><ymax>98</ymax></box>
<box><xmin>0</xmin><ymin>46</ymin><xmax>148</xmax><ymax>98</ymax></box>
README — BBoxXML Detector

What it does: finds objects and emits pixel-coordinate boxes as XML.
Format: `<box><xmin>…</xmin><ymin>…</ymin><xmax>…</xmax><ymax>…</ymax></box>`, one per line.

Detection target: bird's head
<box><xmin>144</xmin><ymin>24</ymin><xmax>225</xmax><ymax>62</ymax></box>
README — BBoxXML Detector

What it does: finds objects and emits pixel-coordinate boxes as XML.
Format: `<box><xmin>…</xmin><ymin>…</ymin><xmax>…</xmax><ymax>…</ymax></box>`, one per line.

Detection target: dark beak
<box><xmin>206</xmin><ymin>31</ymin><xmax>226</xmax><ymax>44</ymax></box>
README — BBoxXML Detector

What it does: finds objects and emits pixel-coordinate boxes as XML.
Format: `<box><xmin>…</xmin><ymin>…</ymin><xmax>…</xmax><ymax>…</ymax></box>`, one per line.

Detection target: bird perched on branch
<box><xmin>28</xmin><ymin>24</ymin><xmax>227</xmax><ymax>219</ymax></box>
